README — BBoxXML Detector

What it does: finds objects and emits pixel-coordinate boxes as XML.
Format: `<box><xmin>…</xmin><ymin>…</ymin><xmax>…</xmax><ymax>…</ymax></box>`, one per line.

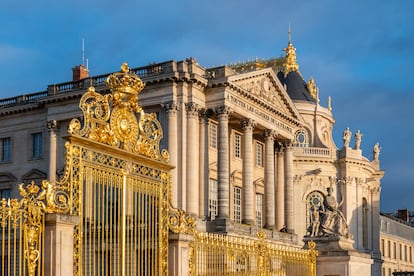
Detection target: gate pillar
<box><xmin>168</xmin><ymin>233</ymin><xmax>194</xmax><ymax>276</ymax></box>
<box><xmin>44</xmin><ymin>214</ymin><xmax>80</xmax><ymax>276</ymax></box>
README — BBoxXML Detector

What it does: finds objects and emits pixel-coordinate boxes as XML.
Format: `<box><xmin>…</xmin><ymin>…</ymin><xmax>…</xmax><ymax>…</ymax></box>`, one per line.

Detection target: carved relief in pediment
<box><xmin>235</xmin><ymin>76</ymin><xmax>290</xmax><ymax>114</ymax></box>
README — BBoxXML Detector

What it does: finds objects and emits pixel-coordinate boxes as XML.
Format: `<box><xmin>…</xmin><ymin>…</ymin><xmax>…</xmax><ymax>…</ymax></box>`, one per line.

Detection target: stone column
<box><xmin>264</xmin><ymin>130</ymin><xmax>276</xmax><ymax>229</ymax></box>
<box><xmin>275</xmin><ymin>147</ymin><xmax>285</xmax><ymax>231</ymax></box>
<box><xmin>162</xmin><ymin>102</ymin><xmax>179</xmax><ymax>207</ymax></box>
<box><xmin>47</xmin><ymin>120</ymin><xmax>58</xmax><ymax>183</ymax></box>
<box><xmin>241</xmin><ymin>118</ymin><xmax>255</xmax><ymax>225</ymax></box>
<box><xmin>186</xmin><ymin>102</ymin><xmax>200</xmax><ymax>217</ymax></box>
<box><xmin>199</xmin><ymin>110</ymin><xmax>208</xmax><ymax>219</ymax></box>
<box><xmin>215</xmin><ymin>106</ymin><xmax>233</xmax><ymax>220</ymax></box>
<box><xmin>371</xmin><ymin>185</ymin><xmax>382</xmax><ymax>275</ymax></box>
<box><xmin>44</xmin><ymin>214</ymin><xmax>79</xmax><ymax>276</ymax></box>
<box><xmin>284</xmin><ymin>142</ymin><xmax>294</xmax><ymax>233</ymax></box>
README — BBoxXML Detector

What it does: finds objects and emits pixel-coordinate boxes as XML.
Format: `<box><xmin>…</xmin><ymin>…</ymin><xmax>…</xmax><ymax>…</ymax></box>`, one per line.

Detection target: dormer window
<box><xmin>295</xmin><ymin>129</ymin><xmax>309</xmax><ymax>147</ymax></box>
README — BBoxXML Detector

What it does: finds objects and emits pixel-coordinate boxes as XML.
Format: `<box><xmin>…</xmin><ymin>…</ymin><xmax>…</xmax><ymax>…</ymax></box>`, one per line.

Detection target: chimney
<box><xmin>72</xmin><ymin>64</ymin><xmax>89</xmax><ymax>81</ymax></box>
<box><xmin>397</xmin><ymin>209</ymin><xmax>409</xmax><ymax>222</ymax></box>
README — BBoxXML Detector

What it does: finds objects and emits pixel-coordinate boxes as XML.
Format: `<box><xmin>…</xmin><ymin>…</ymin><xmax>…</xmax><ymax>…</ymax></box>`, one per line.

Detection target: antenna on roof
<box><xmin>288</xmin><ymin>22</ymin><xmax>292</xmax><ymax>44</ymax></box>
<box><xmin>82</xmin><ymin>38</ymin><xmax>85</xmax><ymax>66</ymax></box>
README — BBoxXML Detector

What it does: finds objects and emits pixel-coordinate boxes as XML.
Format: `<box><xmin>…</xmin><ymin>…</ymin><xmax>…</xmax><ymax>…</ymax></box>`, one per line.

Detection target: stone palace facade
<box><xmin>0</xmin><ymin>40</ymin><xmax>385</xmax><ymax>275</ymax></box>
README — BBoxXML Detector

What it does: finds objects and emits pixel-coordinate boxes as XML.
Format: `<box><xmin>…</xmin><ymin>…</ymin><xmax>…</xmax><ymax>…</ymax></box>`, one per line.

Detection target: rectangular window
<box><xmin>234</xmin><ymin>133</ymin><xmax>241</xmax><ymax>158</ymax></box>
<box><xmin>256</xmin><ymin>194</ymin><xmax>263</xmax><ymax>227</ymax></box>
<box><xmin>381</xmin><ymin>239</ymin><xmax>385</xmax><ymax>256</ymax></box>
<box><xmin>208</xmin><ymin>179</ymin><xmax>218</xmax><ymax>220</ymax></box>
<box><xmin>234</xmin><ymin>187</ymin><xmax>241</xmax><ymax>223</ymax></box>
<box><xmin>405</xmin><ymin>245</ymin><xmax>408</xmax><ymax>261</ymax></box>
<box><xmin>209</xmin><ymin>123</ymin><xmax>217</xmax><ymax>149</ymax></box>
<box><xmin>32</xmin><ymin>132</ymin><xmax>43</xmax><ymax>159</ymax></box>
<box><xmin>400</xmin><ymin>244</ymin><xmax>402</xmax><ymax>260</ymax></box>
<box><xmin>387</xmin><ymin>240</ymin><xmax>391</xmax><ymax>258</ymax></box>
<box><xmin>0</xmin><ymin>189</ymin><xmax>11</xmax><ymax>199</ymax></box>
<box><xmin>410</xmin><ymin>246</ymin><xmax>412</xmax><ymax>263</ymax></box>
<box><xmin>394</xmin><ymin>242</ymin><xmax>397</xmax><ymax>259</ymax></box>
<box><xmin>255</xmin><ymin>142</ymin><xmax>263</xmax><ymax>167</ymax></box>
<box><xmin>0</xmin><ymin>137</ymin><xmax>11</xmax><ymax>162</ymax></box>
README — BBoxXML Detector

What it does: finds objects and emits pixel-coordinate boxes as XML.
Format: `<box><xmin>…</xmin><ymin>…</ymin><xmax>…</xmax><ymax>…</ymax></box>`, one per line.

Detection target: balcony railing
<box><xmin>293</xmin><ymin>146</ymin><xmax>334</xmax><ymax>158</ymax></box>
<box><xmin>1</xmin><ymin>61</ymin><xmax>175</xmax><ymax>108</ymax></box>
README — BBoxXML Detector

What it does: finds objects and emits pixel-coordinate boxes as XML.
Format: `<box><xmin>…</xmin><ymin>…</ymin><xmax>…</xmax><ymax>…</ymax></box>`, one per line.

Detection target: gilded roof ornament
<box><xmin>68</xmin><ymin>62</ymin><xmax>169</xmax><ymax>163</ymax></box>
<box><xmin>283</xmin><ymin>42</ymin><xmax>299</xmax><ymax>76</ymax></box>
<box><xmin>306</xmin><ymin>77</ymin><xmax>319</xmax><ymax>101</ymax></box>
<box><xmin>283</xmin><ymin>27</ymin><xmax>299</xmax><ymax>76</ymax></box>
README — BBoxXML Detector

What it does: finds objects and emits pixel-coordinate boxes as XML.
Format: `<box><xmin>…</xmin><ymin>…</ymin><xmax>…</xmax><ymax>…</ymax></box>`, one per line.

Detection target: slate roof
<box><xmin>277</xmin><ymin>71</ymin><xmax>316</xmax><ymax>104</ymax></box>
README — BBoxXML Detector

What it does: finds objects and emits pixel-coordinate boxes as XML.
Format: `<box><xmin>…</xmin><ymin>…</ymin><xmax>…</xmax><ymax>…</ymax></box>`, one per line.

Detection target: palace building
<box><xmin>0</xmin><ymin>39</ymin><xmax>386</xmax><ymax>275</ymax></box>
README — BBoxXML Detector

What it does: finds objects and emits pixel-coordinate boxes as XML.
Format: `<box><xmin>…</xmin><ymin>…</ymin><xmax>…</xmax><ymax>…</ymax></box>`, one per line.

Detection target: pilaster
<box><xmin>284</xmin><ymin>141</ymin><xmax>294</xmax><ymax>233</ymax></box>
<box><xmin>276</xmin><ymin>146</ymin><xmax>285</xmax><ymax>231</ymax></box>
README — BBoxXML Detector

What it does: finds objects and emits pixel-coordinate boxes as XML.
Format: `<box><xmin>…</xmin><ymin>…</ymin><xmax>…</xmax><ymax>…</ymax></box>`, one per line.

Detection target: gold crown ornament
<box><xmin>105</xmin><ymin>62</ymin><xmax>145</xmax><ymax>95</ymax></box>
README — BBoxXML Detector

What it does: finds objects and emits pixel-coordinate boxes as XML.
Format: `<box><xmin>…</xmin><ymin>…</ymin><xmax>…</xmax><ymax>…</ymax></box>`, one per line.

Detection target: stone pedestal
<box><xmin>168</xmin><ymin>233</ymin><xmax>195</xmax><ymax>276</ymax></box>
<box><xmin>44</xmin><ymin>214</ymin><xmax>80</xmax><ymax>276</ymax></box>
<box><xmin>304</xmin><ymin>236</ymin><xmax>373</xmax><ymax>276</ymax></box>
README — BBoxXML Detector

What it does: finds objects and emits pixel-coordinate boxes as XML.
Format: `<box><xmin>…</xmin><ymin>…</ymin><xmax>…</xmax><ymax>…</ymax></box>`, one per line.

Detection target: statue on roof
<box><xmin>373</xmin><ymin>143</ymin><xmax>381</xmax><ymax>161</ymax></box>
<box><xmin>342</xmin><ymin>127</ymin><xmax>352</xmax><ymax>148</ymax></box>
<box><xmin>354</xmin><ymin>130</ymin><xmax>362</xmax><ymax>150</ymax></box>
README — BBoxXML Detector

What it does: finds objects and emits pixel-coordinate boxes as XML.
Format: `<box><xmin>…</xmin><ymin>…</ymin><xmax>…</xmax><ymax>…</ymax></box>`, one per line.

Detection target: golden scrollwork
<box><xmin>68</xmin><ymin>62</ymin><xmax>169</xmax><ymax>163</ymax></box>
<box><xmin>168</xmin><ymin>206</ymin><xmax>197</xmax><ymax>235</ymax></box>
<box><xmin>307</xmin><ymin>78</ymin><xmax>319</xmax><ymax>101</ymax></box>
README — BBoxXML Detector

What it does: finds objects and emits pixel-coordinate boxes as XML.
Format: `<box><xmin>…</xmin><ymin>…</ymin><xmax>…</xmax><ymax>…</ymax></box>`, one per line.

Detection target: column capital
<box><xmin>284</xmin><ymin>140</ymin><xmax>294</xmax><ymax>149</ymax></box>
<box><xmin>263</xmin><ymin>129</ymin><xmax>277</xmax><ymax>141</ymax></box>
<box><xmin>47</xmin><ymin>120</ymin><xmax>58</xmax><ymax>132</ymax></box>
<box><xmin>186</xmin><ymin>102</ymin><xmax>200</xmax><ymax>118</ymax></box>
<box><xmin>162</xmin><ymin>101</ymin><xmax>179</xmax><ymax>114</ymax></box>
<box><xmin>241</xmin><ymin>118</ymin><xmax>256</xmax><ymax>130</ymax></box>
<box><xmin>215</xmin><ymin>105</ymin><xmax>233</xmax><ymax>119</ymax></box>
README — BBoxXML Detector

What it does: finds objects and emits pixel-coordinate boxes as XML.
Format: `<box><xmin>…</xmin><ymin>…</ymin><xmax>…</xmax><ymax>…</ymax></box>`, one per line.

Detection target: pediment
<box><xmin>22</xmin><ymin>169</ymin><xmax>47</xmax><ymax>181</ymax></box>
<box><xmin>228</xmin><ymin>68</ymin><xmax>302</xmax><ymax>121</ymax></box>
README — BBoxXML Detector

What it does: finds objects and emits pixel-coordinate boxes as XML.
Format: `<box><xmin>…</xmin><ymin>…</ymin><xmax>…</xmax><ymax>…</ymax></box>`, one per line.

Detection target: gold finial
<box><xmin>283</xmin><ymin>27</ymin><xmax>299</xmax><ymax>76</ymax></box>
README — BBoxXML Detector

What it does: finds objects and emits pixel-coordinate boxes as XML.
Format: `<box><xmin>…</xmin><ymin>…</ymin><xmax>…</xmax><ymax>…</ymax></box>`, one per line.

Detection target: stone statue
<box><xmin>373</xmin><ymin>143</ymin><xmax>380</xmax><ymax>161</ymax></box>
<box><xmin>310</xmin><ymin>206</ymin><xmax>321</xmax><ymax>237</ymax></box>
<box><xmin>354</xmin><ymin>130</ymin><xmax>362</xmax><ymax>150</ymax></box>
<box><xmin>342</xmin><ymin>127</ymin><xmax>352</xmax><ymax>148</ymax></box>
<box><xmin>320</xmin><ymin>187</ymin><xmax>350</xmax><ymax>238</ymax></box>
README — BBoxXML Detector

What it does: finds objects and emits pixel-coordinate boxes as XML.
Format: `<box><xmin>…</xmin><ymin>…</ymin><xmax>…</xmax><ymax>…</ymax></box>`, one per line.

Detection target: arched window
<box><xmin>294</xmin><ymin>129</ymin><xmax>309</xmax><ymax>147</ymax></box>
<box><xmin>306</xmin><ymin>191</ymin><xmax>324</xmax><ymax>235</ymax></box>
<box><xmin>362</xmin><ymin>197</ymin><xmax>369</xmax><ymax>249</ymax></box>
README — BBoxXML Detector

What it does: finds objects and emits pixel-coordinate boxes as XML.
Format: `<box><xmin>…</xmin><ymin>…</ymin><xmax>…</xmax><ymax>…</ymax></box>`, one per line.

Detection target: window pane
<box><xmin>209</xmin><ymin>179</ymin><xmax>218</xmax><ymax>220</ymax></box>
<box><xmin>234</xmin><ymin>133</ymin><xmax>241</xmax><ymax>158</ymax></box>
<box><xmin>256</xmin><ymin>142</ymin><xmax>263</xmax><ymax>167</ymax></box>
<box><xmin>32</xmin><ymin>132</ymin><xmax>43</xmax><ymax>159</ymax></box>
<box><xmin>234</xmin><ymin>187</ymin><xmax>241</xmax><ymax>223</ymax></box>
<box><xmin>209</xmin><ymin>124</ymin><xmax>217</xmax><ymax>149</ymax></box>
<box><xmin>256</xmin><ymin>194</ymin><xmax>262</xmax><ymax>227</ymax></box>
<box><xmin>1</xmin><ymin>137</ymin><xmax>11</xmax><ymax>161</ymax></box>
<box><xmin>0</xmin><ymin>189</ymin><xmax>11</xmax><ymax>199</ymax></box>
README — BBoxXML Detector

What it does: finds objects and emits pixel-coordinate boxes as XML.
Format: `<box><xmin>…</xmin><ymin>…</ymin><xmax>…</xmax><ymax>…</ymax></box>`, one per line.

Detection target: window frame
<box><xmin>30</xmin><ymin>132</ymin><xmax>43</xmax><ymax>160</ymax></box>
<box><xmin>256</xmin><ymin>193</ymin><xmax>263</xmax><ymax>227</ymax></box>
<box><xmin>255</xmin><ymin>141</ymin><xmax>263</xmax><ymax>167</ymax></box>
<box><xmin>234</xmin><ymin>132</ymin><xmax>242</xmax><ymax>159</ymax></box>
<box><xmin>233</xmin><ymin>186</ymin><xmax>241</xmax><ymax>223</ymax></box>
<box><xmin>0</xmin><ymin>136</ymin><xmax>12</xmax><ymax>163</ymax></box>
<box><xmin>208</xmin><ymin>179</ymin><xmax>218</xmax><ymax>221</ymax></box>
<box><xmin>209</xmin><ymin>122</ymin><xmax>218</xmax><ymax>150</ymax></box>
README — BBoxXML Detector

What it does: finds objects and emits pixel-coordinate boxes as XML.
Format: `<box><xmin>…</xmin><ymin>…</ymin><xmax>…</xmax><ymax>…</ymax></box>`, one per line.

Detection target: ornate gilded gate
<box><xmin>58</xmin><ymin>62</ymin><xmax>172</xmax><ymax>275</ymax></box>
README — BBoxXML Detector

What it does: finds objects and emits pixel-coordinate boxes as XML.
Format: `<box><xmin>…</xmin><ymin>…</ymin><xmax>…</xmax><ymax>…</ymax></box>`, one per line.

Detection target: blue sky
<box><xmin>1</xmin><ymin>0</ymin><xmax>413</xmax><ymax>212</ymax></box>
